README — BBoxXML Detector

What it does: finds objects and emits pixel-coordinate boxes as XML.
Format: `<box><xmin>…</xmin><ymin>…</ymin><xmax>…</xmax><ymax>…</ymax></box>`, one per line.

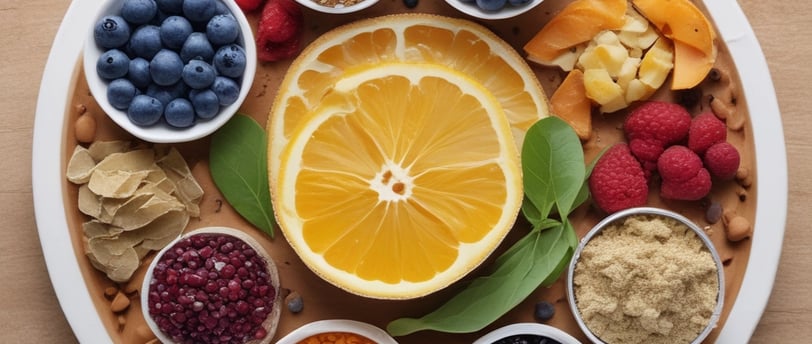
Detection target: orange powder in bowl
<box><xmin>297</xmin><ymin>332</ymin><xmax>377</xmax><ymax>344</ymax></box>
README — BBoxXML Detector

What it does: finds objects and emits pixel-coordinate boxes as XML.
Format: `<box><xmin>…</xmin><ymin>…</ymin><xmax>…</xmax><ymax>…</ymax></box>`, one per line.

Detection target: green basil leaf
<box><xmin>572</xmin><ymin>145</ymin><xmax>609</xmax><ymax>210</ymax></box>
<box><xmin>522</xmin><ymin>117</ymin><xmax>586</xmax><ymax>218</ymax></box>
<box><xmin>209</xmin><ymin>114</ymin><xmax>275</xmax><ymax>238</ymax></box>
<box><xmin>386</xmin><ymin>224</ymin><xmax>574</xmax><ymax>336</ymax></box>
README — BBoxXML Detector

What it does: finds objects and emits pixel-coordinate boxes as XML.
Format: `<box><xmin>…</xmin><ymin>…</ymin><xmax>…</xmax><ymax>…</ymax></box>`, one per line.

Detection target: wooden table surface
<box><xmin>1</xmin><ymin>0</ymin><xmax>808</xmax><ymax>342</ymax></box>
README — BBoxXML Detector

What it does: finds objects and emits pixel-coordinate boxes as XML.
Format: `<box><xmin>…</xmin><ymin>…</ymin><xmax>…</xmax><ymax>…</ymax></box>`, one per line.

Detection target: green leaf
<box><xmin>521</xmin><ymin>117</ymin><xmax>586</xmax><ymax>219</ymax></box>
<box><xmin>572</xmin><ymin>145</ymin><xmax>609</xmax><ymax>209</ymax></box>
<box><xmin>386</xmin><ymin>224</ymin><xmax>575</xmax><ymax>336</ymax></box>
<box><xmin>209</xmin><ymin>114</ymin><xmax>275</xmax><ymax>237</ymax></box>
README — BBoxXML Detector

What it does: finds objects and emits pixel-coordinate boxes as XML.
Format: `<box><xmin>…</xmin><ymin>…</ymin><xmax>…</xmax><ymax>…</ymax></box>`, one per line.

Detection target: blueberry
<box><xmin>150</xmin><ymin>49</ymin><xmax>184</xmax><ymax>86</ymax></box>
<box><xmin>189</xmin><ymin>89</ymin><xmax>220</xmax><ymax>119</ymax></box>
<box><xmin>156</xmin><ymin>0</ymin><xmax>184</xmax><ymax>14</ymax></box>
<box><xmin>147</xmin><ymin>82</ymin><xmax>187</xmax><ymax>107</ymax></box>
<box><xmin>211</xmin><ymin>76</ymin><xmax>240</xmax><ymax>106</ymax></box>
<box><xmin>128</xmin><ymin>94</ymin><xmax>164</xmax><ymax>126</ymax></box>
<box><xmin>128</xmin><ymin>57</ymin><xmax>151</xmax><ymax>89</ymax></box>
<box><xmin>129</xmin><ymin>25</ymin><xmax>162</xmax><ymax>59</ymax></box>
<box><xmin>182</xmin><ymin>60</ymin><xmax>217</xmax><ymax>89</ymax></box>
<box><xmin>183</xmin><ymin>0</ymin><xmax>217</xmax><ymax>23</ymax></box>
<box><xmin>180</xmin><ymin>32</ymin><xmax>215</xmax><ymax>63</ymax></box>
<box><xmin>164</xmin><ymin>98</ymin><xmax>196</xmax><ymax>127</ymax></box>
<box><xmin>508</xmin><ymin>0</ymin><xmax>530</xmax><ymax>5</ymax></box>
<box><xmin>206</xmin><ymin>14</ymin><xmax>239</xmax><ymax>46</ymax></box>
<box><xmin>403</xmin><ymin>0</ymin><xmax>419</xmax><ymax>8</ymax></box>
<box><xmin>107</xmin><ymin>78</ymin><xmax>138</xmax><ymax>110</ymax></box>
<box><xmin>160</xmin><ymin>15</ymin><xmax>193</xmax><ymax>50</ymax></box>
<box><xmin>94</xmin><ymin>16</ymin><xmax>130</xmax><ymax>49</ymax></box>
<box><xmin>97</xmin><ymin>49</ymin><xmax>130</xmax><ymax>80</ymax></box>
<box><xmin>286</xmin><ymin>294</ymin><xmax>304</xmax><ymax>313</ymax></box>
<box><xmin>121</xmin><ymin>0</ymin><xmax>158</xmax><ymax>25</ymax></box>
<box><xmin>533</xmin><ymin>301</ymin><xmax>555</xmax><ymax>322</ymax></box>
<box><xmin>476</xmin><ymin>0</ymin><xmax>507</xmax><ymax>11</ymax></box>
<box><xmin>214</xmin><ymin>1</ymin><xmax>230</xmax><ymax>15</ymax></box>
<box><xmin>213</xmin><ymin>44</ymin><xmax>246</xmax><ymax>78</ymax></box>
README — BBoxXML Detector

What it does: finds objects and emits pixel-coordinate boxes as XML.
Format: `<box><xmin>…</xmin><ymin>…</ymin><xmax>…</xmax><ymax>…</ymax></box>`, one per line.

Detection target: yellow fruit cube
<box><xmin>617</xmin><ymin>57</ymin><xmax>641</xmax><ymax>90</ymax></box>
<box><xmin>625</xmin><ymin>79</ymin><xmax>657</xmax><ymax>103</ymax></box>
<box><xmin>638</xmin><ymin>37</ymin><xmax>674</xmax><ymax>89</ymax></box>
<box><xmin>584</xmin><ymin>68</ymin><xmax>625</xmax><ymax>110</ymax></box>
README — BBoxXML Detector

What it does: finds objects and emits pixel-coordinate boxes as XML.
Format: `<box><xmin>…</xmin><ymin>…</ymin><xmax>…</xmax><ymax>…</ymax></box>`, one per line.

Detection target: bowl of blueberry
<box><xmin>84</xmin><ymin>0</ymin><xmax>256</xmax><ymax>143</ymax></box>
<box><xmin>473</xmin><ymin>323</ymin><xmax>582</xmax><ymax>344</ymax></box>
<box><xmin>444</xmin><ymin>0</ymin><xmax>544</xmax><ymax>20</ymax></box>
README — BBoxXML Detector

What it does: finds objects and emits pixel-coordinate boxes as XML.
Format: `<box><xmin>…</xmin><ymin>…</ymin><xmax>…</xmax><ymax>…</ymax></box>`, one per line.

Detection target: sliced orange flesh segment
<box><xmin>276</xmin><ymin>63</ymin><xmax>523</xmax><ymax>299</ymax></box>
<box><xmin>523</xmin><ymin>0</ymin><xmax>627</xmax><ymax>63</ymax></box>
<box><xmin>269</xmin><ymin>14</ymin><xmax>549</xmax><ymax>197</ymax></box>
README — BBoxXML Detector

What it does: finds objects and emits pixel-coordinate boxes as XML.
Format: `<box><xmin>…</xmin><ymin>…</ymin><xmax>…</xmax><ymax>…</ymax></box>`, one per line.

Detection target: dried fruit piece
<box><xmin>550</xmin><ymin>69</ymin><xmax>592</xmax><ymax>140</ymax></box>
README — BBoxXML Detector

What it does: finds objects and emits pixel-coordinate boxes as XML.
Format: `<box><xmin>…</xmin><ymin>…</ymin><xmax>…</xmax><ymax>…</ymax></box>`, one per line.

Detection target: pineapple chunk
<box><xmin>617</xmin><ymin>57</ymin><xmax>641</xmax><ymax>90</ymax></box>
<box><xmin>626</xmin><ymin>79</ymin><xmax>657</xmax><ymax>103</ymax></box>
<box><xmin>639</xmin><ymin>37</ymin><xmax>675</xmax><ymax>89</ymax></box>
<box><xmin>578</xmin><ymin>35</ymin><xmax>629</xmax><ymax>77</ymax></box>
<box><xmin>584</xmin><ymin>68</ymin><xmax>626</xmax><ymax>113</ymax></box>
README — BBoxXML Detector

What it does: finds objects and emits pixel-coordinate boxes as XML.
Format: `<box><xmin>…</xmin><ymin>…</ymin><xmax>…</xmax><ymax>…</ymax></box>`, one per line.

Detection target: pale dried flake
<box><xmin>94</xmin><ymin>149</ymin><xmax>156</xmax><ymax>173</ymax></box>
<box><xmin>88</xmin><ymin>169</ymin><xmax>151</xmax><ymax>199</ymax></box>
<box><xmin>78</xmin><ymin>184</ymin><xmax>103</xmax><ymax>219</ymax></box>
<box><xmin>87</xmin><ymin>246</ymin><xmax>140</xmax><ymax>283</ymax></box>
<box><xmin>66</xmin><ymin>146</ymin><xmax>96</xmax><ymax>184</ymax></box>
<box><xmin>137</xmin><ymin>210</ymin><xmax>189</xmax><ymax>251</ymax></box>
<box><xmin>83</xmin><ymin>220</ymin><xmax>124</xmax><ymax>239</ymax></box>
<box><xmin>110</xmin><ymin>193</ymin><xmax>185</xmax><ymax>231</ymax></box>
<box><xmin>87</xmin><ymin>140</ymin><xmax>132</xmax><ymax>161</ymax></box>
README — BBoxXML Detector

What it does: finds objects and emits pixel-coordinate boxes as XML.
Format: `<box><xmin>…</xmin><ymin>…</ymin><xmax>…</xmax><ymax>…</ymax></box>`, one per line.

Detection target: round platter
<box><xmin>32</xmin><ymin>0</ymin><xmax>786</xmax><ymax>343</ymax></box>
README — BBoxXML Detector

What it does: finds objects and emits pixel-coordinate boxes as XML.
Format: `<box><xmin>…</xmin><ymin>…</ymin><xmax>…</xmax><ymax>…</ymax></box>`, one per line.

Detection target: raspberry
<box><xmin>657</xmin><ymin>145</ymin><xmax>702</xmax><ymax>182</ymax></box>
<box><xmin>256</xmin><ymin>0</ymin><xmax>302</xmax><ymax>62</ymax></box>
<box><xmin>235</xmin><ymin>0</ymin><xmax>265</xmax><ymax>11</ymax></box>
<box><xmin>588</xmin><ymin>143</ymin><xmax>649</xmax><ymax>213</ymax></box>
<box><xmin>688</xmin><ymin>112</ymin><xmax>727</xmax><ymax>156</ymax></box>
<box><xmin>657</xmin><ymin>145</ymin><xmax>712</xmax><ymax>201</ymax></box>
<box><xmin>704</xmin><ymin>142</ymin><xmax>740</xmax><ymax>180</ymax></box>
<box><xmin>661</xmin><ymin>168</ymin><xmax>712</xmax><ymax>201</ymax></box>
<box><xmin>624</xmin><ymin>101</ymin><xmax>692</xmax><ymax>173</ymax></box>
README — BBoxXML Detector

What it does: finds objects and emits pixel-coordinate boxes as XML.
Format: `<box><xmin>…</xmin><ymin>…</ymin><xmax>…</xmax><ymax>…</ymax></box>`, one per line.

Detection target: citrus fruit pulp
<box><xmin>268</xmin><ymin>13</ymin><xmax>549</xmax><ymax>195</ymax></box>
<box><xmin>275</xmin><ymin>63</ymin><xmax>524</xmax><ymax>299</ymax></box>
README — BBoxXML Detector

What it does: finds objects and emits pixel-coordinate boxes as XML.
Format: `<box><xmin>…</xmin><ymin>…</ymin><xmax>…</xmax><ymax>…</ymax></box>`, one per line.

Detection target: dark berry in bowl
<box><xmin>141</xmin><ymin>227</ymin><xmax>282</xmax><ymax>344</ymax></box>
<box><xmin>94</xmin><ymin>15</ymin><xmax>131</xmax><ymax>48</ymax></box>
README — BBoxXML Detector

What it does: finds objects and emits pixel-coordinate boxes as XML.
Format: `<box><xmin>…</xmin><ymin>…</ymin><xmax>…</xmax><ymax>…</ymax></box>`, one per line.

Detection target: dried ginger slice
<box><xmin>66</xmin><ymin>146</ymin><xmax>96</xmax><ymax>184</ymax></box>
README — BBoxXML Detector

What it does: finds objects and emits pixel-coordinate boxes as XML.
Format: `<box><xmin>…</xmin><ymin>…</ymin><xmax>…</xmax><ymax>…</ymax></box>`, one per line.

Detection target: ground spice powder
<box><xmin>573</xmin><ymin>215</ymin><xmax>719</xmax><ymax>344</ymax></box>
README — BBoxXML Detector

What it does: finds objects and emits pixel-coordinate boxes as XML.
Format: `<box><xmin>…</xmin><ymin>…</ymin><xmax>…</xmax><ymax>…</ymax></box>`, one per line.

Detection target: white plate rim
<box><xmin>31</xmin><ymin>0</ymin><xmax>787</xmax><ymax>343</ymax></box>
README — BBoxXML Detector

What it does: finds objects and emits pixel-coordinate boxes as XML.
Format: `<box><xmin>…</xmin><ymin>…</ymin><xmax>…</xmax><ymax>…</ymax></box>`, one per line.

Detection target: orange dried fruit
<box><xmin>551</xmin><ymin>69</ymin><xmax>592</xmax><ymax>140</ymax></box>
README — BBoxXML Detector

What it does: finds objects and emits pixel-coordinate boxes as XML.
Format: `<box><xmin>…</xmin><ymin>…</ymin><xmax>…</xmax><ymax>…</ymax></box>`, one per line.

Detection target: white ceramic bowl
<box><xmin>443</xmin><ymin>0</ymin><xmax>544</xmax><ymax>20</ymax></box>
<box><xmin>473</xmin><ymin>323</ymin><xmax>582</xmax><ymax>344</ymax></box>
<box><xmin>141</xmin><ymin>226</ymin><xmax>281</xmax><ymax>344</ymax></box>
<box><xmin>83</xmin><ymin>0</ymin><xmax>256</xmax><ymax>143</ymax></box>
<box><xmin>566</xmin><ymin>207</ymin><xmax>725</xmax><ymax>344</ymax></box>
<box><xmin>275</xmin><ymin>319</ymin><xmax>398</xmax><ymax>344</ymax></box>
<box><xmin>294</xmin><ymin>0</ymin><xmax>380</xmax><ymax>14</ymax></box>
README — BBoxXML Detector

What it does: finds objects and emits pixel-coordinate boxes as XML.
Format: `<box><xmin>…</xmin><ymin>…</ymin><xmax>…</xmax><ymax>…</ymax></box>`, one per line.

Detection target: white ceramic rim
<box><xmin>472</xmin><ymin>323</ymin><xmax>582</xmax><ymax>344</ymax></box>
<box><xmin>139</xmin><ymin>226</ymin><xmax>282</xmax><ymax>344</ymax></box>
<box><xmin>566</xmin><ymin>207</ymin><xmax>726</xmax><ymax>344</ymax></box>
<box><xmin>294</xmin><ymin>0</ymin><xmax>380</xmax><ymax>14</ymax></box>
<box><xmin>82</xmin><ymin>0</ymin><xmax>257</xmax><ymax>143</ymax></box>
<box><xmin>31</xmin><ymin>0</ymin><xmax>787</xmax><ymax>343</ymax></box>
<box><xmin>442</xmin><ymin>0</ymin><xmax>544</xmax><ymax>20</ymax></box>
<box><xmin>275</xmin><ymin>319</ymin><xmax>398</xmax><ymax>344</ymax></box>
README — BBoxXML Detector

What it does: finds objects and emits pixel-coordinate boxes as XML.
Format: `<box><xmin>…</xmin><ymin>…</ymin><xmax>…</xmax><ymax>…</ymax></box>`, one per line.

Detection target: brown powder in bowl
<box><xmin>312</xmin><ymin>0</ymin><xmax>364</xmax><ymax>7</ymax></box>
<box><xmin>573</xmin><ymin>215</ymin><xmax>719</xmax><ymax>344</ymax></box>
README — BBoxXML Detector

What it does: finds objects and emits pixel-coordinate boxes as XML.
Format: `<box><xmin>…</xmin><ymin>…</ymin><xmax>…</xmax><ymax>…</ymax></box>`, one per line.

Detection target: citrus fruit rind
<box><xmin>275</xmin><ymin>63</ymin><xmax>524</xmax><ymax>299</ymax></box>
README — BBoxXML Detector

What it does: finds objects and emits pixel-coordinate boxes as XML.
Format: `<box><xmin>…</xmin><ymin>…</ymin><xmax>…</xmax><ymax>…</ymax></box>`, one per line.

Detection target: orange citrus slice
<box><xmin>268</xmin><ymin>13</ymin><xmax>549</xmax><ymax>195</ymax></box>
<box><xmin>275</xmin><ymin>63</ymin><xmax>523</xmax><ymax>299</ymax></box>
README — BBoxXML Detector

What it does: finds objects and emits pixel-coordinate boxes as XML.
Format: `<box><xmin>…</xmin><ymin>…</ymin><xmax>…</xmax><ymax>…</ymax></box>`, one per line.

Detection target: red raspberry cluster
<box><xmin>589</xmin><ymin>101</ymin><xmax>741</xmax><ymax>213</ymax></box>
<box><xmin>238</xmin><ymin>0</ymin><xmax>303</xmax><ymax>62</ymax></box>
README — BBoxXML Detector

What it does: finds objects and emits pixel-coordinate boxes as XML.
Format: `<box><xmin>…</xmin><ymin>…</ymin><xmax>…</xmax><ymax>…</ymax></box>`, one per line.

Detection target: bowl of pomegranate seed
<box><xmin>141</xmin><ymin>226</ymin><xmax>281</xmax><ymax>344</ymax></box>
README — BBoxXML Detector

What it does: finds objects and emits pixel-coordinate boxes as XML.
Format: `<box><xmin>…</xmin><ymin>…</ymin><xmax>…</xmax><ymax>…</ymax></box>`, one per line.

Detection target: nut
<box><xmin>111</xmin><ymin>291</ymin><xmax>130</xmax><ymax>313</ymax></box>
<box><xmin>75</xmin><ymin>114</ymin><xmax>97</xmax><ymax>143</ymax></box>
<box><xmin>725</xmin><ymin>215</ymin><xmax>752</xmax><ymax>242</ymax></box>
